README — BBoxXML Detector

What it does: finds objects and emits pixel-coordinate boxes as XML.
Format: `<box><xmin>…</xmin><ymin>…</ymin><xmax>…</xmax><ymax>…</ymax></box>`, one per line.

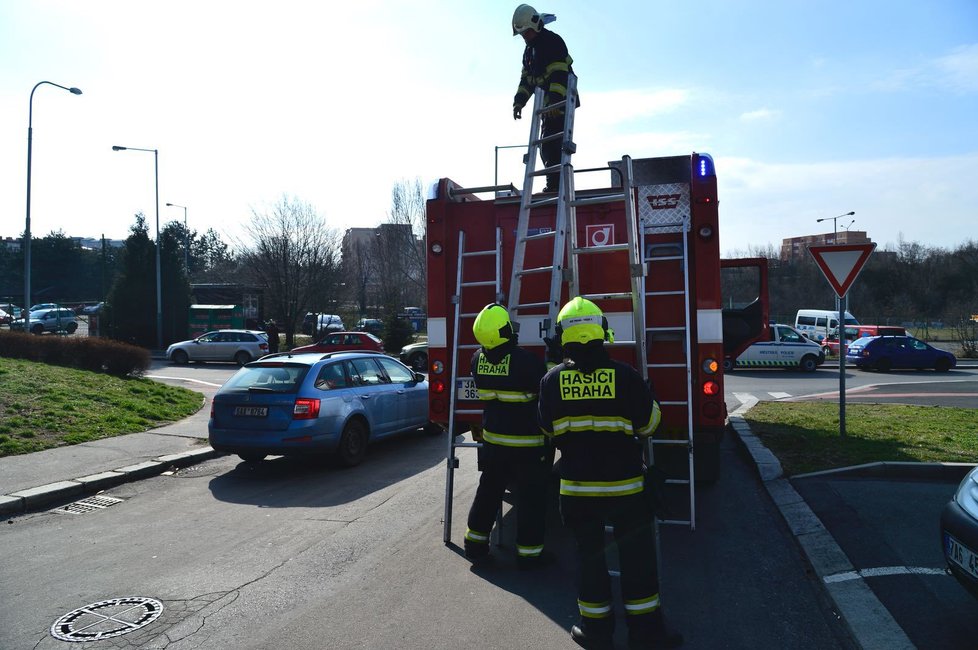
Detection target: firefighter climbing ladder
<box><xmin>642</xmin><ymin>214</ymin><xmax>697</xmax><ymax>530</ymax></box>
<box><xmin>442</xmin><ymin>228</ymin><xmax>503</xmax><ymax>544</ymax></box>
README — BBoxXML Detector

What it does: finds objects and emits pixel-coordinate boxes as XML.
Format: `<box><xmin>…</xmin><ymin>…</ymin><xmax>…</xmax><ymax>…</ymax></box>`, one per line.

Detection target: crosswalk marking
<box><xmin>768</xmin><ymin>392</ymin><xmax>792</xmax><ymax>399</ymax></box>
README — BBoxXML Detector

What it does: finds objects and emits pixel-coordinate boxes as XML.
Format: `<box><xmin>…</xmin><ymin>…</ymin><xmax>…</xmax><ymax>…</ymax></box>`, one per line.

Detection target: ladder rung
<box><xmin>572</xmin><ymin>243</ymin><xmax>630</xmax><ymax>254</ymax></box>
<box><xmin>660</xmin><ymin>400</ymin><xmax>689</xmax><ymax>406</ymax></box>
<box><xmin>513</xmin><ymin>301</ymin><xmax>550</xmax><ymax>310</ymax></box>
<box><xmin>571</xmin><ymin>193</ymin><xmax>625</xmax><ymax>208</ymax></box>
<box><xmin>652</xmin><ymin>439</ymin><xmax>689</xmax><ymax>446</ymax></box>
<box><xmin>453</xmin><ymin>442</ymin><xmax>482</xmax><ymax>448</ymax></box>
<box><xmin>516</xmin><ymin>266</ymin><xmax>555</xmax><ymax>277</ymax></box>
<box><xmin>647</xmin><ymin>255</ymin><xmax>684</xmax><ymax>262</ymax></box>
<box><xmin>581</xmin><ymin>291</ymin><xmax>632</xmax><ymax>301</ymax></box>
<box><xmin>648</xmin><ymin>363</ymin><xmax>687</xmax><ymax>368</ymax></box>
<box><xmin>454</xmin><ymin>409</ymin><xmax>483</xmax><ymax>415</ymax></box>
<box><xmin>665</xmin><ymin>479</ymin><xmax>690</xmax><ymax>485</ymax></box>
<box><xmin>461</xmin><ymin>280</ymin><xmax>497</xmax><ymax>288</ymax></box>
<box><xmin>534</xmin><ymin>98</ymin><xmax>568</xmax><ymax>114</ymax></box>
<box><xmin>606</xmin><ymin>339</ymin><xmax>638</xmax><ymax>347</ymax></box>
<box><xmin>529</xmin><ymin>196</ymin><xmax>560</xmax><ymax>208</ymax></box>
<box><xmin>659</xmin><ymin>519</ymin><xmax>692</xmax><ymax>526</ymax></box>
<box><xmin>646</xmin><ymin>221</ymin><xmax>687</xmax><ymax>229</ymax></box>
<box><xmin>647</xmin><ymin>326</ymin><xmax>685</xmax><ymax>332</ymax></box>
<box><xmin>462</xmin><ymin>249</ymin><xmax>497</xmax><ymax>258</ymax></box>
<box><xmin>531</xmin><ymin>163</ymin><xmax>561</xmax><ymax>177</ymax></box>
<box><xmin>533</xmin><ymin>131</ymin><xmax>565</xmax><ymax>145</ymax></box>
<box><xmin>647</xmin><ymin>290</ymin><xmax>686</xmax><ymax>296</ymax></box>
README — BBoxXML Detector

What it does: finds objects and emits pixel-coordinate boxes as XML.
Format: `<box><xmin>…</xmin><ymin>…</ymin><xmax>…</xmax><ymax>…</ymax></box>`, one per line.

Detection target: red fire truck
<box><xmin>426</xmin><ymin>153</ymin><xmax>765</xmax><ymax>511</ymax></box>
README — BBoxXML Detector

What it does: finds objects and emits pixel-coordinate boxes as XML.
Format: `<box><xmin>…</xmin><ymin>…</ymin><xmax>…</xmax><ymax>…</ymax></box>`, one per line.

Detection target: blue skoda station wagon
<box><xmin>208</xmin><ymin>351</ymin><xmax>438</xmax><ymax>466</ymax></box>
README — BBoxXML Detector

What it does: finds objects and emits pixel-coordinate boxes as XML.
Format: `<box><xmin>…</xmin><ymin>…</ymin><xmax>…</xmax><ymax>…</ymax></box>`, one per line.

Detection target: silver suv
<box><xmin>12</xmin><ymin>308</ymin><xmax>78</xmax><ymax>335</ymax></box>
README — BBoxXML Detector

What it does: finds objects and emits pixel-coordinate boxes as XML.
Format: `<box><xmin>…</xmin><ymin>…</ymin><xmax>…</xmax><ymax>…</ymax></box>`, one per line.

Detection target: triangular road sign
<box><xmin>808</xmin><ymin>243</ymin><xmax>877</xmax><ymax>298</ymax></box>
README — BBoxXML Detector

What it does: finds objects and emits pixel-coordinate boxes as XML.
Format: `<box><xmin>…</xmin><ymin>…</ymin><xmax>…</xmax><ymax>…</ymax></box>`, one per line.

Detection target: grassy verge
<box><xmin>0</xmin><ymin>357</ymin><xmax>203</xmax><ymax>457</ymax></box>
<box><xmin>744</xmin><ymin>401</ymin><xmax>978</xmax><ymax>476</ymax></box>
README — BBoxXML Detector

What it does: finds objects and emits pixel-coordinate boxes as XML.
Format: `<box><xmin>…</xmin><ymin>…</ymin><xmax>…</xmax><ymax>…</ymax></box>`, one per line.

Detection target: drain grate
<box><xmin>51</xmin><ymin>596</ymin><xmax>164</xmax><ymax>642</ymax></box>
<box><xmin>57</xmin><ymin>495</ymin><xmax>124</xmax><ymax>515</ymax></box>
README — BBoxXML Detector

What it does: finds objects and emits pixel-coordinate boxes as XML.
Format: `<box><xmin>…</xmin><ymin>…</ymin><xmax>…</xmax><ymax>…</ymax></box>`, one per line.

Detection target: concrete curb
<box><xmin>728</xmin><ymin>397</ymin><xmax>917</xmax><ymax>650</ymax></box>
<box><xmin>0</xmin><ymin>447</ymin><xmax>224</xmax><ymax>517</ymax></box>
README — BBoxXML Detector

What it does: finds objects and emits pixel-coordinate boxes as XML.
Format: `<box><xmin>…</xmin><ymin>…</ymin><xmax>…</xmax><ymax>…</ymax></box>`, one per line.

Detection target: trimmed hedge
<box><xmin>0</xmin><ymin>331</ymin><xmax>151</xmax><ymax>377</ymax></box>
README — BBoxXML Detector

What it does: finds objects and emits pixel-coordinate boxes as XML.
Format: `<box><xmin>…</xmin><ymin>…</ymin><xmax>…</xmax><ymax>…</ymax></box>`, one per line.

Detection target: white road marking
<box><xmin>146</xmin><ymin>374</ymin><xmax>223</xmax><ymax>388</ymax></box>
<box><xmin>823</xmin><ymin>566</ymin><xmax>947</xmax><ymax>584</ymax></box>
<box><xmin>768</xmin><ymin>392</ymin><xmax>792</xmax><ymax>399</ymax></box>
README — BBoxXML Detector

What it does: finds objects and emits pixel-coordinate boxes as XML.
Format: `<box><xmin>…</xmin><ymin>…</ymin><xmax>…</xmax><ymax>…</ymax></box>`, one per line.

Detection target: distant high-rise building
<box><xmin>780</xmin><ymin>230</ymin><xmax>872</xmax><ymax>262</ymax></box>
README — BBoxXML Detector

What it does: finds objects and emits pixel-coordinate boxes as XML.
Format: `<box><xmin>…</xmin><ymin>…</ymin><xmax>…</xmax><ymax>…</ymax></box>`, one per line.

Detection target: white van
<box><xmin>794</xmin><ymin>309</ymin><xmax>858</xmax><ymax>342</ymax></box>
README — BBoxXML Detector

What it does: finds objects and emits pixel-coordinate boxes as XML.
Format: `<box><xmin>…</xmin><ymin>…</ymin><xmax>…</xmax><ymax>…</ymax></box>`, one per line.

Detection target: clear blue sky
<box><xmin>1</xmin><ymin>1</ymin><xmax>975</xmax><ymax>256</ymax></box>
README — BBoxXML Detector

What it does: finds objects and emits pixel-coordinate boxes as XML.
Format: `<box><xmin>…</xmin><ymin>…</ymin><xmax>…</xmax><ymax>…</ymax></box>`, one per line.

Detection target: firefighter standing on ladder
<box><xmin>538</xmin><ymin>297</ymin><xmax>682</xmax><ymax>649</ymax></box>
<box><xmin>511</xmin><ymin>4</ymin><xmax>578</xmax><ymax>193</ymax></box>
<box><xmin>464</xmin><ymin>303</ymin><xmax>552</xmax><ymax>568</ymax></box>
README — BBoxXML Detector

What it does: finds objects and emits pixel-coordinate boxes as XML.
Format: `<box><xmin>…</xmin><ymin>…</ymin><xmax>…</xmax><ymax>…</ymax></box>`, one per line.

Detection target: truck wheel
<box><xmin>799</xmin><ymin>355</ymin><xmax>818</xmax><ymax>373</ymax></box>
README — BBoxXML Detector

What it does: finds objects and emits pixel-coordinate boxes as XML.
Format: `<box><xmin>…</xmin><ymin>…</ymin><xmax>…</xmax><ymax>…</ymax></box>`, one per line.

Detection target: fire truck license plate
<box><xmin>456</xmin><ymin>378</ymin><xmax>478</xmax><ymax>401</ymax></box>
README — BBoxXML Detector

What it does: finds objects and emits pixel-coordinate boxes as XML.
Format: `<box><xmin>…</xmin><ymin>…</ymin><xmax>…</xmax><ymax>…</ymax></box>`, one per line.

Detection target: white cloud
<box><xmin>739</xmin><ymin>108</ymin><xmax>780</xmax><ymax>122</ymax></box>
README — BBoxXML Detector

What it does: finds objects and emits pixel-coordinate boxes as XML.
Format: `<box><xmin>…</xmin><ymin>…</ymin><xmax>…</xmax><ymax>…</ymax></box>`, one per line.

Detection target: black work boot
<box><xmin>463</xmin><ymin>541</ymin><xmax>493</xmax><ymax>566</ymax></box>
<box><xmin>570</xmin><ymin>621</ymin><xmax>614</xmax><ymax>649</ymax></box>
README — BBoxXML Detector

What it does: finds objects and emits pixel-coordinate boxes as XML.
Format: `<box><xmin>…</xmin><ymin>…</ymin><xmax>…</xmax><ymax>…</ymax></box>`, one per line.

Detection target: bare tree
<box><xmin>239</xmin><ymin>196</ymin><xmax>341</xmax><ymax>346</ymax></box>
<box><xmin>383</xmin><ymin>178</ymin><xmax>427</xmax><ymax>308</ymax></box>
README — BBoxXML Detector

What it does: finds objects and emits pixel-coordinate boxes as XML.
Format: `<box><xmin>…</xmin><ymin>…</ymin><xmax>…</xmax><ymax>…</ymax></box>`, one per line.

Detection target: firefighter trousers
<box><xmin>465</xmin><ymin>451</ymin><xmax>551</xmax><ymax>559</ymax></box>
<box><xmin>561</xmin><ymin>492</ymin><xmax>663</xmax><ymax>634</ymax></box>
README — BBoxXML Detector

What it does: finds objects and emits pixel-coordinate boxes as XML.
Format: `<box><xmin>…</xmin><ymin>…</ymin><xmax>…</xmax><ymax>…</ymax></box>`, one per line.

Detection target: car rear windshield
<box><xmin>223</xmin><ymin>363</ymin><xmax>310</xmax><ymax>393</ymax></box>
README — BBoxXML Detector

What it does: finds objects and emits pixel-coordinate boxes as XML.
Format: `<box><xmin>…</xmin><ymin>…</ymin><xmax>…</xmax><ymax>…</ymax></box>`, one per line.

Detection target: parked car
<box><xmin>208</xmin><ymin>351</ymin><xmax>437</xmax><ymax>465</ymax></box>
<box><xmin>729</xmin><ymin>324</ymin><xmax>825</xmax><ymax>372</ymax></box>
<box><xmin>9</xmin><ymin>308</ymin><xmax>78</xmax><ymax>335</ymax></box>
<box><xmin>354</xmin><ymin>318</ymin><xmax>384</xmax><ymax>335</ymax></box>
<box><xmin>291</xmin><ymin>331</ymin><xmax>384</xmax><ymax>354</ymax></box>
<box><xmin>845</xmin><ymin>335</ymin><xmax>956</xmax><ymax>372</ymax></box>
<box><xmin>166</xmin><ymin>329</ymin><xmax>269</xmax><ymax>365</ymax></box>
<box><xmin>0</xmin><ymin>303</ymin><xmax>23</xmax><ymax>322</ymax></box>
<box><xmin>29</xmin><ymin>302</ymin><xmax>60</xmax><ymax>312</ymax></box>
<box><xmin>399</xmin><ymin>341</ymin><xmax>428</xmax><ymax>372</ymax></box>
<box><xmin>0</xmin><ymin>307</ymin><xmax>10</xmax><ymax>325</ymax></box>
<box><xmin>301</xmin><ymin>313</ymin><xmax>344</xmax><ymax>335</ymax></box>
<box><xmin>821</xmin><ymin>325</ymin><xmax>908</xmax><ymax>356</ymax></box>
<box><xmin>941</xmin><ymin>465</ymin><xmax>978</xmax><ymax>599</ymax></box>
<box><xmin>81</xmin><ymin>302</ymin><xmax>105</xmax><ymax>315</ymax></box>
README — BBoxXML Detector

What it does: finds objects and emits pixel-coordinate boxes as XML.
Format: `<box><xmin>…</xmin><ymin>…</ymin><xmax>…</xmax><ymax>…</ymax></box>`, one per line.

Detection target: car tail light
<box><xmin>209</xmin><ymin>402</ymin><xmax>214</xmax><ymax>418</ymax></box>
<box><xmin>293</xmin><ymin>398</ymin><xmax>320</xmax><ymax>419</ymax></box>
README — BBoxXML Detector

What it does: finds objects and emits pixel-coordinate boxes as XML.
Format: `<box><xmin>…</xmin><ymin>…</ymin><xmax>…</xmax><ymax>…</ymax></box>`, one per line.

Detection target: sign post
<box><xmin>807</xmin><ymin>243</ymin><xmax>877</xmax><ymax>437</ymax></box>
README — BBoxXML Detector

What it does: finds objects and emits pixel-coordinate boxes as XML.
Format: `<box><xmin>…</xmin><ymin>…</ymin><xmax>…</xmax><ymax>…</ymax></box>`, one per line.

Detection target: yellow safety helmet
<box><xmin>473</xmin><ymin>303</ymin><xmax>516</xmax><ymax>350</ymax></box>
<box><xmin>555</xmin><ymin>297</ymin><xmax>613</xmax><ymax>345</ymax></box>
<box><xmin>512</xmin><ymin>4</ymin><xmax>542</xmax><ymax>35</ymax></box>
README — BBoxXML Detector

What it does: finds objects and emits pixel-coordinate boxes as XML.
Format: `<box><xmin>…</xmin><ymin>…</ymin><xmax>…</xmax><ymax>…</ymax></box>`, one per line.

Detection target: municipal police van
<box><xmin>731</xmin><ymin>324</ymin><xmax>826</xmax><ymax>372</ymax></box>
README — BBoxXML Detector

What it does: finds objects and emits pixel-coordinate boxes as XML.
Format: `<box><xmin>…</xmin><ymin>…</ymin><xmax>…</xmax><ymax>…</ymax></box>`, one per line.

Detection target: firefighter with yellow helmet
<box><xmin>511</xmin><ymin>4</ymin><xmax>579</xmax><ymax>193</ymax></box>
<box><xmin>464</xmin><ymin>303</ymin><xmax>552</xmax><ymax>568</ymax></box>
<box><xmin>537</xmin><ymin>297</ymin><xmax>682</xmax><ymax>649</ymax></box>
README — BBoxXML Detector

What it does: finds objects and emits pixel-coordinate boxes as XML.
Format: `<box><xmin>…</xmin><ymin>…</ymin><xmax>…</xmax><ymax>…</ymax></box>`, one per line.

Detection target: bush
<box><xmin>0</xmin><ymin>331</ymin><xmax>150</xmax><ymax>377</ymax></box>
<box><xmin>383</xmin><ymin>317</ymin><xmax>415</xmax><ymax>355</ymax></box>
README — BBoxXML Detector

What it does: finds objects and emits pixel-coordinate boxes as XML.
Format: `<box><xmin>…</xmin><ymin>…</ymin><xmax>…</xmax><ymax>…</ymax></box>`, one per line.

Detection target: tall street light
<box><xmin>113</xmin><ymin>145</ymin><xmax>162</xmax><ymax>350</ymax></box>
<box><xmin>165</xmin><ymin>202</ymin><xmax>189</xmax><ymax>271</ymax></box>
<box><xmin>816</xmin><ymin>210</ymin><xmax>855</xmax><ymax>243</ymax></box>
<box><xmin>25</xmin><ymin>81</ymin><xmax>82</xmax><ymax>315</ymax></box>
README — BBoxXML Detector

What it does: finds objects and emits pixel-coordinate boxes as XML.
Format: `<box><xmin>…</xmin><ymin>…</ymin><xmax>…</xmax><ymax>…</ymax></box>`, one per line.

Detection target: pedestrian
<box><xmin>537</xmin><ymin>297</ymin><xmax>682</xmax><ymax>649</ymax></box>
<box><xmin>464</xmin><ymin>303</ymin><xmax>552</xmax><ymax>569</ymax></box>
<box><xmin>265</xmin><ymin>319</ymin><xmax>279</xmax><ymax>354</ymax></box>
<box><xmin>511</xmin><ymin>3</ymin><xmax>579</xmax><ymax>193</ymax></box>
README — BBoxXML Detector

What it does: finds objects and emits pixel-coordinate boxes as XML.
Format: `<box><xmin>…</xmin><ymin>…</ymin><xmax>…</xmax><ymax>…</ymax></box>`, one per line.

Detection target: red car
<box><xmin>822</xmin><ymin>325</ymin><xmax>907</xmax><ymax>356</ymax></box>
<box><xmin>291</xmin><ymin>331</ymin><xmax>384</xmax><ymax>354</ymax></box>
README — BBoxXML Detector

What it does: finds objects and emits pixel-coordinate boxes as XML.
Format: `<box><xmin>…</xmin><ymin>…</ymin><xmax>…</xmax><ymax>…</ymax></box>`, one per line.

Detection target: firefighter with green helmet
<box><xmin>537</xmin><ymin>297</ymin><xmax>682</xmax><ymax>649</ymax></box>
<box><xmin>464</xmin><ymin>303</ymin><xmax>552</xmax><ymax>568</ymax></box>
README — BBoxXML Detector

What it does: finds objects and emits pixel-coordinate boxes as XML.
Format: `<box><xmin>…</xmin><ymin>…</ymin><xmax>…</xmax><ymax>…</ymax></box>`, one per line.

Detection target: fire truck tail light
<box><xmin>432</xmin><ymin>379</ymin><xmax>446</xmax><ymax>394</ymax></box>
<box><xmin>702</xmin><ymin>380</ymin><xmax>720</xmax><ymax>396</ymax></box>
<box><xmin>702</xmin><ymin>358</ymin><xmax>718</xmax><ymax>374</ymax></box>
<box><xmin>432</xmin><ymin>360</ymin><xmax>445</xmax><ymax>374</ymax></box>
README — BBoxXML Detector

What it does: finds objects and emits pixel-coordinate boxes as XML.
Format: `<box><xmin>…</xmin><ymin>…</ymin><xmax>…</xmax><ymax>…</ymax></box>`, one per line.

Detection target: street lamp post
<box><xmin>815</xmin><ymin>210</ymin><xmax>855</xmax><ymax>436</ymax></box>
<box><xmin>113</xmin><ymin>145</ymin><xmax>162</xmax><ymax>350</ymax></box>
<box><xmin>25</xmin><ymin>81</ymin><xmax>82</xmax><ymax>316</ymax></box>
<box><xmin>165</xmin><ymin>202</ymin><xmax>189</xmax><ymax>271</ymax></box>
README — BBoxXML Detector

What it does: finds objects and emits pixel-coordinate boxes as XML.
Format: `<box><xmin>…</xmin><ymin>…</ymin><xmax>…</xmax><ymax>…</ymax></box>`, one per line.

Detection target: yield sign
<box><xmin>808</xmin><ymin>243</ymin><xmax>877</xmax><ymax>298</ymax></box>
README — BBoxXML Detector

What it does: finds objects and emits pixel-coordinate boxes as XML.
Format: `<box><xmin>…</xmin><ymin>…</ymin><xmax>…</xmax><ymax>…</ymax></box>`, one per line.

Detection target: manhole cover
<box><xmin>50</xmin><ymin>597</ymin><xmax>163</xmax><ymax>642</ymax></box>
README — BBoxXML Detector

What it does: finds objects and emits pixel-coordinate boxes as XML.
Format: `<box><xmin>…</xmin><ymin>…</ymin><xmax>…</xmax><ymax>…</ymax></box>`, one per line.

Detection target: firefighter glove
<box><xmin>513</xmin><ymin>104</ymin><xmax>522</xmax><ymax>120</ymax></box>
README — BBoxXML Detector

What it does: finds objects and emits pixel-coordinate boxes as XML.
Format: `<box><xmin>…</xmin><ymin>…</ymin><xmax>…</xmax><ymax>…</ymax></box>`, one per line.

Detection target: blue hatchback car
<box><xmin>209</xmin><ymin>351</ymin><xmax>437</xmax><ymax>466</ymax></box>
<box><xmin>845</xmin><ymin>335</ymin><xmax>956</xmax><ymax>372</ymax></box>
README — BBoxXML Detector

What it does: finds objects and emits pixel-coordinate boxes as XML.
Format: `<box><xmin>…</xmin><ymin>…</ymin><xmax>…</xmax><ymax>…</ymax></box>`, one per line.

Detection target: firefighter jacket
<box><xmin>537</xmin><ymin>357</ymin><xmax>662</xmax><ymax>498</ymax></box>
<box><xmin>470</xmin><ymin>340</ymin><xmax>548</xmax><ymax>463</ymax></box>
<box><xmin>514</xmin><ymin>28</ymin><xmax>579</xmax><ymax>112</ymax></box>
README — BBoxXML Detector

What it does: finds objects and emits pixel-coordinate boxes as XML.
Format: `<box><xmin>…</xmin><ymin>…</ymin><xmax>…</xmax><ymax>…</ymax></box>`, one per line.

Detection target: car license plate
<box><xmin>456</xmin><ymin>378</ymin><xmax>479</xmax><ymax>401</ymax></box>
<box><xmin>945</xmin><ymin>533</ymin><xmax>978</xmax><ymax>580</ymax></box>
<box><xmin>233</xmin><ymin>406</ymin><xmax>268</xmax><ymax>417</ymax></box>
